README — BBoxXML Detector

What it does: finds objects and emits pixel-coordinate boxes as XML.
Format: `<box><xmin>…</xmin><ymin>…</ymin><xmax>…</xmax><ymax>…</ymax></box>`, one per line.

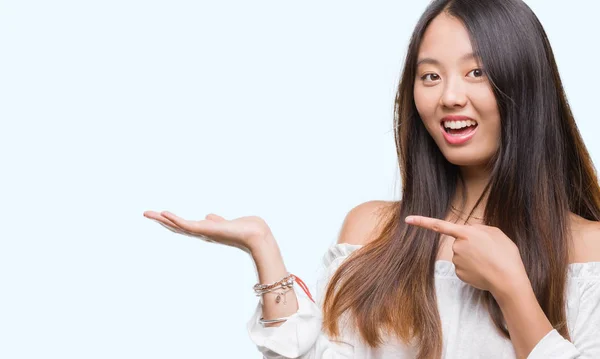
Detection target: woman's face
<box><xmin>413</xmin><ymin>12</ymin><xmax>501</xmax><ymax>167</ymax></box>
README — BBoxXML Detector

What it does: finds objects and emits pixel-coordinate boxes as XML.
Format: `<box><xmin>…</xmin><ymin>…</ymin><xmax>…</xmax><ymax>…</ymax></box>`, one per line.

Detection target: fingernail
<box><xmin>405</xmin><ymin>216</ymin><xmax>414</xmax><ymax>224</ymax></box>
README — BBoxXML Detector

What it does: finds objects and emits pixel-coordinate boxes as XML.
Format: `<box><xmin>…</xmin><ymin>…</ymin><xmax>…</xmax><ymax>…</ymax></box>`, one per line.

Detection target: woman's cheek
<box><xmin>414</xmin><ymin>91</ymin><xmax>439</xmax><ymax>124</ymax></box>
<box><xmin>470</xmin><ymin>85</ymin><xmax>498</xmax><ymax>115</ymax></box>
<box><xmin>471</xmin><ymin>91</ymin><xmax>501</xmax><ymax>138</ymax></box>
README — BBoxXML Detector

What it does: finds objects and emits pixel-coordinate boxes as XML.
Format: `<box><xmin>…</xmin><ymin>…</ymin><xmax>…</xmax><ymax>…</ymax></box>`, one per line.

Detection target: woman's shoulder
<box><xmin>319</xmin><ymin>200</ymin><xmax>398</xmax><ymax>267</ymax></box>
<box><xmin>569</xmin><ymin>212</ymin><xmax>600</xmax><ymax>264</ymax></box>
<box><xmin>336</xmin><ymin>200</ymin><xmax>398</xmax><ymax>246</ymax></box>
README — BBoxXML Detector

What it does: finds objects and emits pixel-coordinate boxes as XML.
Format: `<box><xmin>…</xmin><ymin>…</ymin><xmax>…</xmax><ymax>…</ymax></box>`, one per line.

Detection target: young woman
<box><xmin>143</xmin><ymin>0</ymin><xmax>600</xmax><ymax>357</ymax></box>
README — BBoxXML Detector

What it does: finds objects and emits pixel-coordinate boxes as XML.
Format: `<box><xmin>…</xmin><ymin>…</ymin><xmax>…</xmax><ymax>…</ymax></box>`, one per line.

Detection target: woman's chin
<box><xmin>442</xmin><ymin>152</ymin><xmax>491</xmax><ymax>167</ymax></box>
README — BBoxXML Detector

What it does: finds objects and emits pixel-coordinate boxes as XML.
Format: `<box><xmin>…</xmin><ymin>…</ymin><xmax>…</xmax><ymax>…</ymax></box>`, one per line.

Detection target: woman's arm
<box><xmin>251</xmin><ymin>237</ymin><xmax>299</xmax><ymax>327</ymax></box>
<box><xmin>493</xmin><ymin>223</ymin><xmax>600</xmax><ymax>358</ymax></box>
<box><xmin>492</xmin><ymin>277</ymin><xmax>555</xmax><ymax>359</ymax></box>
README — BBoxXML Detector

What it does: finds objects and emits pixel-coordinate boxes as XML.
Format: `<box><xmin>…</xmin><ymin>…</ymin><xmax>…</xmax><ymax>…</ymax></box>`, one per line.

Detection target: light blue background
<box><xmin>1</xmin><ymin>1</ymin><xmax>598</xmax><ymax>358</ymax></box>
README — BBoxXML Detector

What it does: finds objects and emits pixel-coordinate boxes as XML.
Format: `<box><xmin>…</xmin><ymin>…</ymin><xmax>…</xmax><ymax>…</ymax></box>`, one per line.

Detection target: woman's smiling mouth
<box><xmin>440</xmin><ymin>115</ymin><xmax>478</xmax><ymax>144</ymax></box>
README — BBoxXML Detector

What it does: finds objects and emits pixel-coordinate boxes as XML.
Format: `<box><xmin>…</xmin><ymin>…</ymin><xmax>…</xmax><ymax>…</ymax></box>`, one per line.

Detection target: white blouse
<box><xmin>247</xmin><ymin>243</ymin><xmax>600</xmax><ymax>358</ymax></box>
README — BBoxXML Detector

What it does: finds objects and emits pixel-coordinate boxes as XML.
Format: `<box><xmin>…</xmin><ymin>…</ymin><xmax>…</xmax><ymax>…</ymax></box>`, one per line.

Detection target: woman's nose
<box><xmin>440</xmin><ymin>79</ymin><xmax>467</xmax><ymax>108</ymax></box>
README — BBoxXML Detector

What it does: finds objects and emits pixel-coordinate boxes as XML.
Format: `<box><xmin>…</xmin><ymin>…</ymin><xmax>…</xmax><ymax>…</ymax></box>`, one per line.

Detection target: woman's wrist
<box><xmin>491</xmin><ymin>272</ymin><xmax>532</xmax><ymax>307</ymax></box>
<box><xmin>249</xmin><ymin>233</ymin><xmax>279</xmax><ymax>258</ymax></box>
<box><xmin>249</xmin><ymin>235</ymin><xmax>289</xmax><ymax>283</ymax></box>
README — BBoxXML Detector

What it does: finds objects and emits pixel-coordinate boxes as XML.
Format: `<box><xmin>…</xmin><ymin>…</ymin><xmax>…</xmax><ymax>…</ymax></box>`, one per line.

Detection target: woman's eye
<box><xmin>467</xmin><ymin>69</ymin><xmax>484</xmax><ymax>78</ymax></box>
<box><xmin>421</xmin><ymin>73</ymin><xmax>440</xmax><ymax>82</ymax></box>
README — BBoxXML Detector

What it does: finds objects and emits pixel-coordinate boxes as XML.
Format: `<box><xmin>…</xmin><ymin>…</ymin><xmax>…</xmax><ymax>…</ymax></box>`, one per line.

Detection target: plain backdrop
<box><xmin>0</xmin><ymin>0</ymin><xmax>598</xmax><ymax>358</ymax></box>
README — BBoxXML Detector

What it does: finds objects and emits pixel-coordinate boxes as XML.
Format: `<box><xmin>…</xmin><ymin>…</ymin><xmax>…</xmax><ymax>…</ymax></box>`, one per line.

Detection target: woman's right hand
<box><xmin>143</xmin><ymin>210</ymin><xmax>275</xmax><ymax>255</ymax></box>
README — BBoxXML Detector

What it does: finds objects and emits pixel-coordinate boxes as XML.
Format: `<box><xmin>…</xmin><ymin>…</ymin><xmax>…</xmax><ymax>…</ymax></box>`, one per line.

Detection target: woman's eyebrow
<box><xmin>416</xmin><ymin>52</ymin><xmax>476</xmax><ymax>67</ymax></box>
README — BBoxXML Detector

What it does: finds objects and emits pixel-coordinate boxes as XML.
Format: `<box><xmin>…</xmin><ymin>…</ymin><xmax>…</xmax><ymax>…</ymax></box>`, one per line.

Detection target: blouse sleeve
<box><xmin>527</xmin><ymin>262</ymin><xmax>600</xmax><ymax>359</ymax></box>
<box><xmin>246</xmin><ymin>243</ymin><xmax>362</xmax><ymax>359</ymax></box>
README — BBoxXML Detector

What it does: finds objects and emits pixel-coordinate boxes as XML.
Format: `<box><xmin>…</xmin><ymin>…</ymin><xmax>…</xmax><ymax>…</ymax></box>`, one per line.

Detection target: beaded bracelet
<box><xmin>253</xmin><ymin>273</ymin><xmax>315</xmax><ymax>303</ymax></box>
<box><xmin>254</xmin><ymin>278</ymin><xmax>294</xmax><ymax>296</ymax></box>
<box><xmin>253</xmin><ymin>273</ymin><xmax>294</xmax><ymax>293</ymax></box>
<box><xmin>256</xmin><ymin>274</ymin><xmax>315</xmax><ymax>327</ymax></box>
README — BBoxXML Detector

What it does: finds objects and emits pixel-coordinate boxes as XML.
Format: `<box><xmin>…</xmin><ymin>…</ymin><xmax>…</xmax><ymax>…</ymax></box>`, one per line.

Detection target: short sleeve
<box><xmin>527</xmin><ymin>262</ymin><xmax>600</xmax><ymax>358</ymax></box>
<box><xmin>246</xmin><ymin>243</ymin><xmax>363</xmax><ymax>358</ymax></box>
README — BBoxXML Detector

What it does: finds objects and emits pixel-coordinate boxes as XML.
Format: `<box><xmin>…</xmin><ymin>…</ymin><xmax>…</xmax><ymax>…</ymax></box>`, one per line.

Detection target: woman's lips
<box><xmin>440</xmin><ymin>122</ymin><xmax>478</xmax><ymax>145</ymax></box>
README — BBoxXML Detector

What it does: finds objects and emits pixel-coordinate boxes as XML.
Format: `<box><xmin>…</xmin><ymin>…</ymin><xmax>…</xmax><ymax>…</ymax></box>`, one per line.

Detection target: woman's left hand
<box><xmin>405</xmin><ymin>215</ymin><xmax>529</xmax><ymax>296</ymax></box>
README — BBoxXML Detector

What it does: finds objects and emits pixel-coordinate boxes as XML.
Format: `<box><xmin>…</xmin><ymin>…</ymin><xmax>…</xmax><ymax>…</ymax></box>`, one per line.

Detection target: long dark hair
<box><xmin>321</xmin><ymin>1</ymin><xmax>600</xmax><ymax>358</ymax></box>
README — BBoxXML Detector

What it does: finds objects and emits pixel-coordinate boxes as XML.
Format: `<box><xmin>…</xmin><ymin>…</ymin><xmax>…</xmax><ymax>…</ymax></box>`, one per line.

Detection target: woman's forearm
<box><xmin>492</xmin><ymin>277</ymin><xmax>555</xmax><ymax>358</ymax></box>
<box><xmin>251</xmin><ymin>236</ymin><xmax>300</xmax><ymax>328</ymax></box>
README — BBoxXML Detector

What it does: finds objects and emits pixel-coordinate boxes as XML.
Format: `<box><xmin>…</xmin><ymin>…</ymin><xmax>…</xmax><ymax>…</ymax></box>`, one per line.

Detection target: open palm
<box><xmin>143</xmin><ymin>210</ymin><xmax>273</xmax><ymax>254</ymax></box>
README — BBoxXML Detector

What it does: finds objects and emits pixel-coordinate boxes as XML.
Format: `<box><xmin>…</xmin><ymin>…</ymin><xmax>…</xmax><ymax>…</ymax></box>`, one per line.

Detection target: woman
<box><xmin>143</xmin><ymin>0</ymin><xmax>600</xmax><ymax>357</ymax></box>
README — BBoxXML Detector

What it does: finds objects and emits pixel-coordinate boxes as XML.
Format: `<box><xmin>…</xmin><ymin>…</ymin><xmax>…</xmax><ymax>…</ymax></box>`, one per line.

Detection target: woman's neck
<box><xmin>451</xmin><ymin>165</ymin><xmax>491</xmax><ymax>218</ymax></box>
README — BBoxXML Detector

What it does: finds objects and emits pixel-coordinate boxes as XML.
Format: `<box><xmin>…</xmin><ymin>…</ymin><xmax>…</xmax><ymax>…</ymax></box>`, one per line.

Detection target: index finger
<box><xmin>405</xmin><ymin>215</ymin><xmax>468</xmax><ymax>239</ymax></box>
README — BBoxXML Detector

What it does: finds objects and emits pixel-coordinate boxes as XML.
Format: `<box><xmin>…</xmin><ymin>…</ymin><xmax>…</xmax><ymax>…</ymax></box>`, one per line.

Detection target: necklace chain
<box><xmin>450</xmin><ymin>205</ymin><xmax>484</xmax><ymax>221</ymax></box>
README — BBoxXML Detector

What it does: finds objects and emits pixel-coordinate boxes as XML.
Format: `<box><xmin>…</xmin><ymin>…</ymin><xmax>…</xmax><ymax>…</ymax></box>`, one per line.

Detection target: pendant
<box><xmin>275</xmin><ymin>294</ymin><xmax>281</xmax><ymax>303</ymax></box>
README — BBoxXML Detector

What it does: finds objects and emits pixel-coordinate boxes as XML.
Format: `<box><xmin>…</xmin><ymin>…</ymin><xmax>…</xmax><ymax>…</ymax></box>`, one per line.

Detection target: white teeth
<box><xmin>443</xmin><ymin>119</ymin><xmax>477</xmax><ymax>129</ymax></box>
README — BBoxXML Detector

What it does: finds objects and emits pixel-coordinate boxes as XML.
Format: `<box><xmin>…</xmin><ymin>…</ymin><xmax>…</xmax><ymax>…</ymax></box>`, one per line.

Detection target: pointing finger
<box><xmin>405</xmin><ymin>215</ymin><xmax>468</xmax><ymax>239</ymax></box>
